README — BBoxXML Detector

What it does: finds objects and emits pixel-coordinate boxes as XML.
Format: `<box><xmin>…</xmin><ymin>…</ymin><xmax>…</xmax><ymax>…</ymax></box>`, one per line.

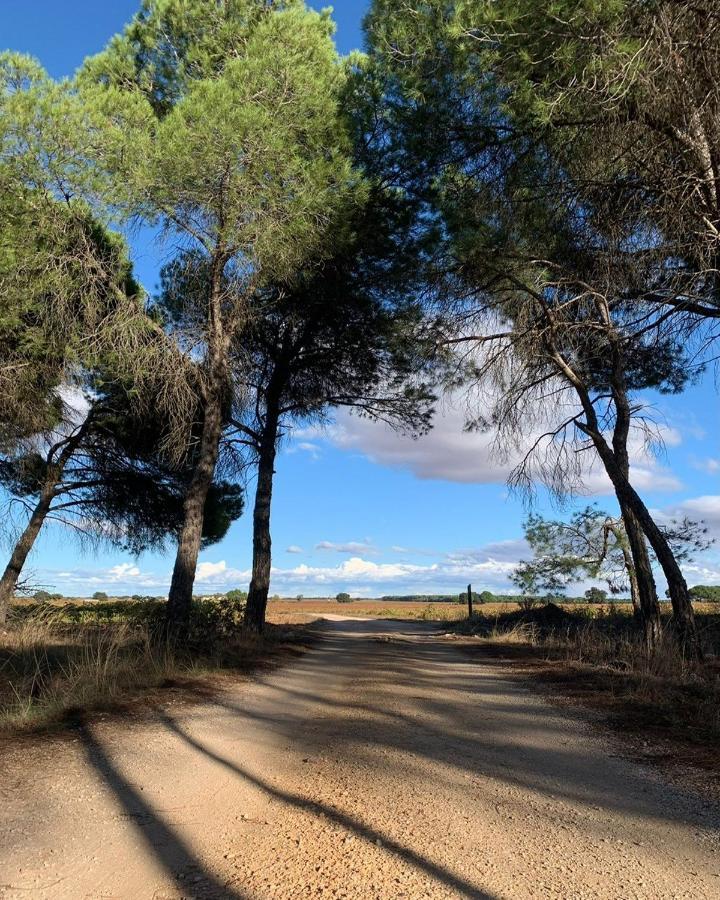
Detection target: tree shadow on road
<box><xmin>76</xmin><ymin>720</ymin><xmax>248</xmax><ymax>900</ymax></box>
<box><xmin>210</xmin><ymin>627</ymin><xmax>720</xmax><ymax>838</ymax></box>
<box><xmin>156</xmin><ymin>709</ymin><xmax>500</xmax><ymax>900</ymax></box>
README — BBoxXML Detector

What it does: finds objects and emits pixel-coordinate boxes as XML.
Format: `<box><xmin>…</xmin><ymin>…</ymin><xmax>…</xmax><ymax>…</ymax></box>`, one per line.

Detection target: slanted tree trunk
<box><xmin>166</xmin><ymin>257</ymin><xmax>227</xmax><ymax>636</ymax></box>
<box><xmin>613</xmin><ymin>522</ymin><xmax>640</xmax><ymax>614</ymax></box>
<box><xmin>619</xmin><ymin>504</ymin><xmax>662</xmax><ymax>651</ymax></box>
<box><xmin>551</xmin><ymin>341</ymin><xmax>697</xmax><ymax>655</ymax></box>
<box><xmin>592</xmin><ymin>437</ymin><xmax>698</xmax><ymax>655</ymax></box>
<box><xmin>608</xmin><ymin>356</ymin><xmax>663</xmax><ymax>651</ymax></box>
<box><xmin>0</xmin><ymin>483</ymin><xmax>56</xmax><ymax>624</ymax></box>
<box><xmin>244</xmin><ymin>399</ymin><xmax>281</xmax><ymax>635</ymax></box>
<box><xmin>0</xmin><ymin>423</ymin><xmax>89</xmax><ymax>624</ymax></box>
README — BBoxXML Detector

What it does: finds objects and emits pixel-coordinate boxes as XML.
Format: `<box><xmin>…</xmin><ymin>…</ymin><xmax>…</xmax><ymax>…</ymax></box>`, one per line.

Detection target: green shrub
<box><xmin>33</xmin><ymin>590</ymin><xmax>51</xmax><ymax>603</ymax></box>
<box><xmin>584</xmin><ymin>587</ymin><xmax>609</xmax><ymax>604</ymax></box>
<box><xmin>92</xmin><ymin>591</ymin><xmax>109</xmax><ymax>601</ymax></box>
<box><xmin>689</xmin><ymin>585</ymin><xmax>720</xmax><ymax>602</ymax></box>
<box><xmin>336</xmin><ymin>592</ymin><xmax>352</xmax><ymax>603</ymax></box>
<box><xmin>187</xmin><ymin>594</ymin><xmax>246</xmax><ymax>644</ymax></box>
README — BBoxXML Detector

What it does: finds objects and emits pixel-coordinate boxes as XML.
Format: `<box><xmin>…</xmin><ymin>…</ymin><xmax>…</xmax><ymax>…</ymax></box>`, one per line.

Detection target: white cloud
<box><xmin>195</xmin><ymin>560</ymin><xmax>229</xmax><ymax>581</ymax></box>
<box><xmin>657</xmin><ymin>495</ymin><xmax>720</xmax><ymax>535</ymax></box>
<box><xmin>108</xmin><ymin>563</ymin><xmax>140</xmax><ymax>579</ymax></box>
<box><xmin>315</xmin><ymin>539</ymin><xmax>378</xmax><ymax>555</ymax></box>
<box><xmin>692</xmin><ymin>457</ymin><xmax>720</xmax><ymax>475</ymax></box>
<box><xmin>286</xmin><ymin>545</ymin><xmax>304</xmax><ymax>554</ymax></box>
<box><xmin>301</xmin><ymin>401</ymin><xmax>681</xmax><ymax>495</ymax></box>
<box><xmin>287</xmin><ymin>441</ymin><xmax>321</xmax><ymax>460</ymax></box>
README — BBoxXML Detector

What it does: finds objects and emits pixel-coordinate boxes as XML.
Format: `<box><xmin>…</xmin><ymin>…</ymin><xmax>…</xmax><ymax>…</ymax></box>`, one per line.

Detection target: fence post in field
<box><xmin>467</xmin><ymin>583</ymin><xmax>473</xmax><ymax>619</ymax></box>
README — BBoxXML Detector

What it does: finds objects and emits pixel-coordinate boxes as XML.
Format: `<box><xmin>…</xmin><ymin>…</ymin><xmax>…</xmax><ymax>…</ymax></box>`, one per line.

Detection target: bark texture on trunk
<box><xmin>244</xmin><ymin>404</ymin><xmax>280</xmax><ymax>635</ymax></box>
<box><xmin>593</xmin><ymin>437</ymin><xmax>699</xmax><ymax>655</ymax></box>
<box><xmin>166</xmin><ymin>255</ymin><xmax>227</xmax><ymax>636</ymax></box>
<box><xmin>619</xmin><ymin>505</ymin><xmax>662</xmax><ymax>652</ymax></box>
<box><xmin>166</xmin><ymin>392</ymin><xmax>223</xmax><ymax>634</ymax></box>
<box><xmin>608</xmin><ymin>369</ymin><xmax>663</xmax><ymax>651</ymax></box>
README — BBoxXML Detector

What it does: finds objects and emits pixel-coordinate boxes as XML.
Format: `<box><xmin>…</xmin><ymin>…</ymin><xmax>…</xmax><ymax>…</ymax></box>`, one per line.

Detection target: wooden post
<box><xmin>467</xmin><ymin>583</ymin><xmax>473</xmax><ymax>618</ymax></box>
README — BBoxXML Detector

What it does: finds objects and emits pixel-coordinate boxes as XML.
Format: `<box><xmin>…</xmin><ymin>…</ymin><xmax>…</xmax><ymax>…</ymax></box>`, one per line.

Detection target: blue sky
<box><xmin>3</xmin><ymin>1</ymin><xmax>720</xmax><ymax>598</ymax></box>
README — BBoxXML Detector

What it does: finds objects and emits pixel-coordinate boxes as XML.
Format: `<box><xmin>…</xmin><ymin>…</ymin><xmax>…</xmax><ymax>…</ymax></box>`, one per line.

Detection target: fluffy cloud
<box><xmin>299</xmin><ymin>402</ymin><xmax>682</xmax><ymax>495</ymax></box>
<box><xmin>108</xmin><ymin>563</ymin><xmax>140</xmax><ymax>579</ymax></box>
<box><xmin>196</xmin><ymin>560</ymin><xmax>230</xmax><ymax>581</ymax></box>
<box><xmin>41</xmin><ymin>542</ymin><xmax>524</xmax><ymax>597</ymax></box>
<box><xmin>286</xmin><ymin>545</ymin><xmax>304</xmax><ymax>554</ymax></box>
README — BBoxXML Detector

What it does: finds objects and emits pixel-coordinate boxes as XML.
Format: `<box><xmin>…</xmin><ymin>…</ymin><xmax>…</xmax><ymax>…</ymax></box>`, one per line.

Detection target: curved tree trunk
<box><xmin>166</xmin><ymin>255</ymin><xmax>227</xmax><ymax>637</ymax></box>
<box><xmin>244</xmin><ymin>404</ymin><xmax>280</xmax><ymax>635</ymax></box>
<box><xmin>0</xmin><ymin>423</ymin><xmax>88</xmax><ymax>624</ymax></box>
<box><xmin>606</xmin><ymin>368</ymin><xmax>663</xmax><ymax>651</ymax></box>
<box><xmin>0</xmin><ymin>484</ymin><xmax>55</xmax><ymax>624</ymax></box>
<box><xmin>592</xmin><ymin>438</ymin><xmax>698</xmax><ymax>656</ymax></box>
<box><xmin>551</xmin><ymin>338</ymin><xmax>697</xmax><ymax>655</ymax></box>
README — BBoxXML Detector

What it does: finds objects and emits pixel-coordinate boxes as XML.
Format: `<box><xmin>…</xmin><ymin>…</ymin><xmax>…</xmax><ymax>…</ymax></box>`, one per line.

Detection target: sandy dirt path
<box><xmin>1</xmin><ymin>616</ymin><xmax>719</xmax><ymax>899</ymax></box>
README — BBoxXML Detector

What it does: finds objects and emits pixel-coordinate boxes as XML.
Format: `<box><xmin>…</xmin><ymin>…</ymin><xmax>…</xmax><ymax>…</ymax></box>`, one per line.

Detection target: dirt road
<box><xmin>2</xmin><ymin>617</ymin><xmax>719</xmax><ymax>899</ymax></box>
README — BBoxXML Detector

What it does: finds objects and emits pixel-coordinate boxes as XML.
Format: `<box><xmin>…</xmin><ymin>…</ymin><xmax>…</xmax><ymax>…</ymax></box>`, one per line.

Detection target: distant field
<box><xmin>266</xmin><ymin>598</ymin><xmax>473</xmax><ymax>623</ymax></box>
<box><xmin>11</xmin><ymin>595</ymin><xmax>717</xmax><ymax>627</ymax></box>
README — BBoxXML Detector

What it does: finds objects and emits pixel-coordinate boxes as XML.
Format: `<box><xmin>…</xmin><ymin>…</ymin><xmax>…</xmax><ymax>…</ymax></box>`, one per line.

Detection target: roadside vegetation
<box><xmin>449</xmin><ymin>603</ymin><xmax>720</xmax><ymax>755</ymax></box>
<box><xmin>0</xmin><ymin>593</ymin><xmax>308</xmax><ymax>732</ymax></box>
<box><xmin>1</xmin><ymin>0</ymin><xmax>720</xmax><ymax>750</ymax></box>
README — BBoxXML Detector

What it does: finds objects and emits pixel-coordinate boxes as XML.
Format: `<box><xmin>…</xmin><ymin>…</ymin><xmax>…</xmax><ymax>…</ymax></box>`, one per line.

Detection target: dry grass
<box><xmin>0</xmin><ymin>607</ymin><xmax>309</xmax><ymax>733</ymax></box>
<box><xmin>266</xmin><ymin>598</ymin><xmax>512</xmax><ymax>623</ymax></box>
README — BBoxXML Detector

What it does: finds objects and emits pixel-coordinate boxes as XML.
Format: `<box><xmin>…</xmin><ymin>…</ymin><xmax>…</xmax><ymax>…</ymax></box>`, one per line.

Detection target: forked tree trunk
<box><xmin>165</xmin><ymin>391</ymin><xmax>223</xmax><ymax>634</ymax></box>
<box><xmin>244</xmin><ymin>403</ymin><xmax>280</xmax><ymax>635</ymax></box>
<box><xmin>593</xmin><ymin>438</ymin><xmax>699</xmax><ymax>656</ymax></box>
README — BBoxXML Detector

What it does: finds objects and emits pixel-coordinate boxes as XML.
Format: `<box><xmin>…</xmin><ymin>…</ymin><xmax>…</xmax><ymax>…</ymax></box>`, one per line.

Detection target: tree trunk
<box><xmin>244</xmin><ymin>405</ymin><xmax>280</xmax><ymax>635</ymax></box>
<box><xmin>593</xmin><ymin>438</ymin><xmax>699</xmax><ymax>656</ymax></box>
<box><xmin>0</xmin><ymin>483</ymin><xmax>55</xmax><ymax>624</ymax></box>
<box><xmin>165</xmin><ymin>252</ymin><xmax>230</xmax><ymax>637</ymax></box>
<box><xmin>617</xmin><ymin>533</ymin><xmax>640</xmax><ymax>614</ymax></box>
<box><xmin>165</xmin><ymin>391</ymin><xmax>223</xmax><ymax>635</ymax></box>
<box><xmin>603</xmin><ymin>366</ymin><xmax>663</xmax><ymax>651</ymax></box>
<box><xmin>0</xmin><ymin>423</ymin><xmax>88</xmax><ymax>625</ymax></box>
<box><xmin>549</xmin><ymin>330</ymin><xmax>696</xmax><ymax>653</ymax></box>
<box><xmin>619</xmin><ymin>505</ymin><xmax>662</xmax><ymax>652</ymax></box>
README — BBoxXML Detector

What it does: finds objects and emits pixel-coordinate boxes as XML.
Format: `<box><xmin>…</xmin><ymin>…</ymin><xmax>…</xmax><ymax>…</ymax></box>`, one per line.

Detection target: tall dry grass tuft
<box><xmin>1</xmin><ymin>598</ymin><xmax>308</xmax><ymax>732</ymax></box>
<box><xmin>0</xmin><ymin>611</ymin><xmax>179</xmax><ymax>730</ymax></box>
